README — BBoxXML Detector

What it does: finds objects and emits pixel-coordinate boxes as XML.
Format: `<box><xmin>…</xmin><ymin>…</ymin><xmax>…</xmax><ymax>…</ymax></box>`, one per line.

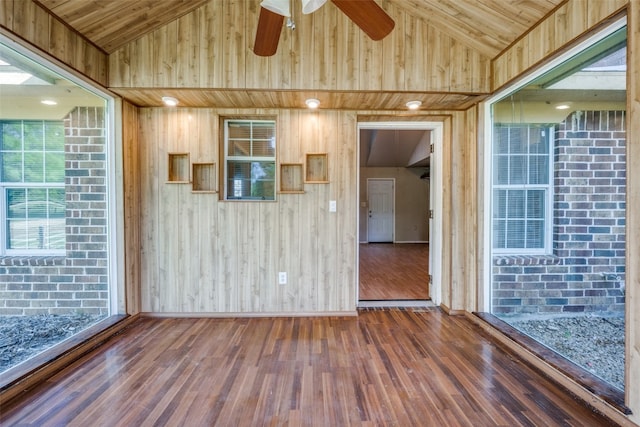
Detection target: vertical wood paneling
<box><xmin>449</xmin><ymin>111</ymin><xmax>466</xmax><ymax>311</ymax></box>
<box><xmin>626</xmin><ymin>1</ymin><xmax>640</xmax><ymax>422</ymax></box>
<box><xmin>2</xmin><ymin>0</ymin><xmax>107</xmax><ymax>85</ymax></box>
<box><xmin>137</xmin><ymin>108</ymin><xmax>359</xmax><ymax>314</ymax></box>
<box><xmin>491</xmin><ymin>0</ymin><xmax>626</xmax><ymax>90</ymax></box>
<box><xmin>107</xmin><ymin>0</ymin><xmax>489</xmax><ymax>93</ymax></box>
<box><xmin>122</xmin><ymin>101</ymin><xmax>141</xmax><ymax>314</ymax></box>
<box><xmin>464</xmin><ymin>106</ymin><xmax>478</xmax><ymax>312</ymax></box>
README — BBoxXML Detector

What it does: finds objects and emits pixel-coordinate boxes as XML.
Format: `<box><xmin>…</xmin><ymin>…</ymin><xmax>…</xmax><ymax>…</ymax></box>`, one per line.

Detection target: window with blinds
<box><xmin>0</xmin><ymin>120</ymin><xmax>65</xmax><ymax>254</ymax></box>
<box><xmin>223</xmin><ymin>120</ymin><xmax>276</xmax><ymax>201</ymax></box>
<box><xmin>492</xmin><ymin>125</ymin><xmax>552</xmax><ymax>253</ymax></box>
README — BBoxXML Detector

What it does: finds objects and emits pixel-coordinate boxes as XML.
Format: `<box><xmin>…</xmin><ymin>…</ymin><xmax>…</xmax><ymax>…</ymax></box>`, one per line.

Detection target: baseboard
<box><xmin>141</xmin><ymin>311</ymin><xmax>358</xmax><ymax>318</ymax></box>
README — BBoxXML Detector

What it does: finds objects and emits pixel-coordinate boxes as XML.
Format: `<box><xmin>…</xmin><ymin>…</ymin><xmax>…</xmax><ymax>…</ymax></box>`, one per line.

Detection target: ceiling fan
<box><xmin>254</xmin><ymin>0</ymin><xmax>395</xmax><ymax>56</ymax></box>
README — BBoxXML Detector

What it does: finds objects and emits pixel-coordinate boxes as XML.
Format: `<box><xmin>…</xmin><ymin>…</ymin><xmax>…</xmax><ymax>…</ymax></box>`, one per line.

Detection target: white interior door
<box><xmin>367</xmin><ymin>179</ymin><xmax>394</xmax><ymax>242</ymax></box>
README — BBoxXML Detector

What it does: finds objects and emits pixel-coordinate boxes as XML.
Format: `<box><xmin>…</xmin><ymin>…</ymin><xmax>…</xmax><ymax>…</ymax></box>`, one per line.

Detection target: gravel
<box><xmin>0</xmin><ymin>313</ymin><xmax>106</xmax><ymax>373</ymax></box>
<box><xmin>507</xmin><ymin>315</ymin><xmax>625</xmax><ymax>391</ymax></box>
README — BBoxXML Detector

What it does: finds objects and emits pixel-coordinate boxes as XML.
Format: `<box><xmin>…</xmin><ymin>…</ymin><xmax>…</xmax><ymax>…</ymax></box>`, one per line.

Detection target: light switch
<box><xmin>329</xmin><ymin>200</ymin><xmax>337</xmax><ymax>212</ymax></box>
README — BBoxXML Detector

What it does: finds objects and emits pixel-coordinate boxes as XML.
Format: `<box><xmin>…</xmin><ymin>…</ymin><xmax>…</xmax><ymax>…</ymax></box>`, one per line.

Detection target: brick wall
<box><xmin>493</xmin><ymin>110</ymin><xmax>626</xmax><ymax>315</ymax></box>
<box><xmin>0</xmin><ymin>107</ymin><xmax>110</xmax><ymax>316</ymax></box>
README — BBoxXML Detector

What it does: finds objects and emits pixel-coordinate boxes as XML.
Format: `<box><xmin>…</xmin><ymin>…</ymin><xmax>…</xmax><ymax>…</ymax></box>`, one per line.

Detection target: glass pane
<box><xmin>1</xmin><ymin>122</ymin><xmax>22</xmax><ymax>150</ymax></box>
<box><xmin>494</xmin><ymin>127</ymin><xmax>509</xmax><ymax>154</ymax></box>
<box><xmin>7</xmin><ymin>188</ymin><xmax>26</xmax><ymax>218</ymax></box>
<box><xmin>509</xmin><ymin>127</ymin><xmax>526</xmax><ymax>154</ymax></box>
<box><xmin>528</xmin><ymin>155</ymin><xmax>548</xmax><ymax>184</ymax></box>
<box><xmin>44</xmin><ymin>122</ymin><xmax>65</xmax><ymax>151</ymax></box>
<box><xmin>506</xmin><ymin>219</ymin><xmax>525</xmax><ymax>248</ymax></box>
<box><xmin>494</xmin><ymin>155</ymin><xmax>509</xmax><ymax>185</ymax></box>
<box><xmin>529</xmin><ymin>128</ymin><xmax>549</xmax><ymax>154</ymax></box>
<box><xmin>252</xmin><ymin>123</ymin><xmax>275</xmax><ymax>140</ymax></box>
<box><xmin>49</xmin><ymin>188</ymin><xmax>65</xmax><ymax>217</ymax></box>
<box><xmin>23</xmin><ymin>122</ymin><xmax>43</xmax><ymax>150</ymax></box>
<box><xmin>2</xmin><ymin>152</ymin><xmax>22</xmax><ymax>182</ymax></box>
<box><xmin>509</xmin><ymin>155</ymin><xmax>527</xmax><ymax>185</ymax></box>
<box><xmin>45</xmin><ymin>152</ymin><xmax>65</xmax><ymax>182</ymax></box>
<box><xmin>527</xmin><ymin>190</ymin><xmax>545</xmax><ymax>218</ymax></box>
<box><xmin>493</xmin><ymin>190</ymin><xmax>507</xmax><ymax>218</ymax></box>
<box><xmin>507</xmin><ymin>190</ymin><xmax>525</xmax><ymax>218</ymax></box>
<box><xmin>27</xmin><ymin>188</ymin><xmax>47</xmax><ymax>218</ymax></box>
<box><xmin>24</xmin><ymin>152</ymin><xmax>44</xmax><ymax>182</ymax></box>
<box><xmin>493</xmin><ymin>219</ymin><xmax>506</xmax><ymax>248</ymax></box>
<box><xmin>526</xmin><ymin>220</ymin><xmax>544</xmax><ymax>248</ymax></box>
<box><xmin>252</xmin><ymin>139</ymin><xmax>275</xmax><ymax>156</ymax></box>
<box><xmin>227</xmin><ymin>122</ymin><xmax>251</xmax><ymax>139</ymax></box>
<box><xmin>228</xmin><ymin>140</ymin><xmax>251</xmax><ymax>157</ymax></box>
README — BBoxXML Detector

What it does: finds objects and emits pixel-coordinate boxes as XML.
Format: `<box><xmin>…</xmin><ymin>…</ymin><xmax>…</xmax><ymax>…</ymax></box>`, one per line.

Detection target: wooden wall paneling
<box><xmin>439</xmin><ymin>116</ymin><xmax>453</xmax><ymax>310</ymax></box>
<box><xmin>381</xmin><ymin>1</ymin><xmax>405</xmax><ymax>91</ymax></box>
<box><xmin>554</xmin><ymin>1</ymin><xmax>588</xmax><ymax>52</ymax></box>
<box><xmin>429</xmin><ymin>26</ymin><xmax>450</xmax><ymax>91</ymax></box>
<box><xmin>0</xmin><ymin>0</ymin><xmax>14</xmax><ymax>29</ymax></box>
<box><xmin>626</xmin><ymin>1</ymin><xmax>639</xmax><ymax>421</ymax></box>
<box><xmin>139</xmin><ymin>109</ymin><xmax>160</xmax><ymax>312</ymax></box>
<box><xmin>259</xmin><ymin>202</ymin><xmax>279</xmax><ymax>311</ymax></box>
<box><xmin>336</xmin><ymin>112</ymin><xmax>357</xmax><ymax>309</ymax></box>
<box><xmin>449</xmin><ymin>111</ymin><xmax>466</xmax><ymax>311</ymax></box>
<box><xmin>131</xmin><ymin>36</ymin><xmax>154</xmax><ymax>88</ymax></box>
<box><xmin>177</xmin><ymin>9</ymin><xmax>200</xmax><ymax>88</ymax></box>
<box><xmin>198</xmin><ymin>2</ymin><xmax>222</xmax><ymax>88</ymax></box>
<box><xmin>13</xmin><ymin>0</ymin><xmax>49</xmax><ymax>56</ymax></box>
<box><xmin>464</xmin><ymin>106</ymin><xmax>478</xmax><ymax>312</ymax></box>
<box><xmin>122</xmin><ymin>101</ymin><xmax>141</xmax><ymax>314</ymax></box>
<box><xmin>48</xmin><ymin>15</ymin><xmax>74</xmax><ymax>65</ymax></box>
<box><xmin>357</xmin><ymin>26</ymin><xmax>383</xmax><ymax>91</ymax></box>
<box><xmin>154</xmin><ymin>20</ymin><xmax>178</xmax><ymax>87</ymax></box>
<box><xmin>403</xmin><ymin>12</ymin><xmax>426</xmax><ymax>92</ymax></box>
<box><xmin>223</xmin><ymin>0</ymin><xmax>246</xmax><ymax>89</ymax></box>
<box><xmin>587</xmin><ymin>0</ymin><xmax>627</xmax><ymax>27</ymax></box>
<box><xmin>244</xmin><ymin>0</ymin><xmax>264</xmax><ymax>90</ymax></box>
<box><xmin>313</xmin><ymin>4</ymin><xmax>337</xmax><ymax>89</ymax></box>
<box><xmin>335</xmin><ymin>4</ymin><xmax>358</xmax><ymax>91</ymax></box>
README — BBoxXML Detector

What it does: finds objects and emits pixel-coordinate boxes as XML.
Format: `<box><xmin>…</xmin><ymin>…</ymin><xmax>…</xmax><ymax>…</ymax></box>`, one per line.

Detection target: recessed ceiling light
<box><xmin>41</xmin><ymin>99</ymin><xmax>57</xmax><ymax>106</ymax></box>
<box><xmin>406</xmin><ymin>100</ymin><xmax>422</xmax><ymax>110</ymax></box>
<box><xmin>162</xmin><ymin>96</ymin><xmax>179</xmax><ymax>107</ymax></box>
<box><xmin>305</xmin><ymin>98</ymin><xmax>320</xmax><ymax>109</ymax></box>
<box><xmin>555</xmin><ymin>103</ymin><xmax>571</xmax><ymax>110</ymax></box>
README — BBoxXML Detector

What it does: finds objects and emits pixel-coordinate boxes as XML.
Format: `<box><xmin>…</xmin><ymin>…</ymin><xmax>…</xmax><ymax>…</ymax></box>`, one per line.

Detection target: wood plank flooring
<box><xmin>359</xmin><ymin>243</ymin><xmax>429</xmax><ymax>300</ymax></box>
<box><xmin>0</xmin><ymin>309</ymin><xmax>615</xmax><ymax>426</ymax></box>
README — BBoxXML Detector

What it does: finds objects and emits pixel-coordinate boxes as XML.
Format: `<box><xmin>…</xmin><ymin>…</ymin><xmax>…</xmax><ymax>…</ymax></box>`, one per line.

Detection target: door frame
<box><xmin>356</xmin><ymin>121</ymin><xmax>444</xmax><ymax>306</ymax></box>
<box><xmin>366</xmin><ymin>178</ymin><xmax>395</xmax><ymax>243</ymax></box>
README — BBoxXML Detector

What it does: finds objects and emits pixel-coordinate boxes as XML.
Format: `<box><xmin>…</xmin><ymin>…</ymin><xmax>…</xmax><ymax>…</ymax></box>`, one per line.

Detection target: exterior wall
<box><xmin>0</xmin><ymin>107</ymin><xmax>110</xmax><ymax>316</ymax></box>
<box><xmin>493</xmin><ymin>110</ymin><xmax>626</xmax><ymax>315</ymax></box>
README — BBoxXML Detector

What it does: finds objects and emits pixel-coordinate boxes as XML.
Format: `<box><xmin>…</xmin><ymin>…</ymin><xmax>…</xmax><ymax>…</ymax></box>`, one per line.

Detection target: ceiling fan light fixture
<box><xmin>406</xmin><ymin>100</ymin><xmax>422</xmax><ymax>110</ymax></box>
<box><xmin>305</xmin><ymin>98</ymin><xmax>320</xmax><ymax>109</ymax></box>
<box><xmin>162</xmin><ymin>96</ymin><xmax>179</xmax><ymax>107</ymax></box>
<box><xmin>302</xmin><ymin>0</ymin><xmax>327</xmax><ymax>14</ymax></box>
<box><xmin>260</xmin><ymin>0</ymin><xmax>290</xmax><ymax>16</ymax></box>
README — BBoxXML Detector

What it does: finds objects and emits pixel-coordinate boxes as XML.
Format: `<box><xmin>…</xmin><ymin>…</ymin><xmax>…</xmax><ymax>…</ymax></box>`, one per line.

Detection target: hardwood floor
<box><xmin>359</xmin><ymin>243</ymin><xmax>429</xmax><ymax>300</ymax></box>
<box><xmin>1</xmin><ymin>309</ymin><xmax>615</xmax><ymax>426</ymax></box>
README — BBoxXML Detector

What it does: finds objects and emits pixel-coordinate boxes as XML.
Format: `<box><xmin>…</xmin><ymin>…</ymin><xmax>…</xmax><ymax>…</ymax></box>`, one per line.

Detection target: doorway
<box><xmin>357</xmin><ymin>122</ymin><xmax>443</xmax><ymax>305</ymax></box>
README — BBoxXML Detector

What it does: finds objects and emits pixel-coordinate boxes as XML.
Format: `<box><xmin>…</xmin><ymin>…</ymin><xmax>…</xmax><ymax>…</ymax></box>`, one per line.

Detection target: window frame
<box><xmin>222</xmin><ymin>119</ymin><xmax>277</xmax><ymax>201</ymax></box>
<box><xmin>0</xmin><ymin>119</ymin><xmax>66</xmax><ymax>256</ymax></box>
<box><xmin>491</xmin><ymin>124</ymin><xmax>554</xmax><ymax>255</ymax></box>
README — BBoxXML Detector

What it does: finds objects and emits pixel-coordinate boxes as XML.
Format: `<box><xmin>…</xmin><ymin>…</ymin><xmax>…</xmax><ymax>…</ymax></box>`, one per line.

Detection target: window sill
<box><xmin>493</xmin><ymin>254</ymin><xmax>561</xmax><ymax>266</ymax></box>
<box><xmin>0</xmin><ymin>256</ymin><xmax>65</xmax><ymax>266</ymax></box>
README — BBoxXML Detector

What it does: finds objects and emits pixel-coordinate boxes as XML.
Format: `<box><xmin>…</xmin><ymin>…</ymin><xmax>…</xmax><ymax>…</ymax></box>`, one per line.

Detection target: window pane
<box><xmin>44</xmin><ymin>122</ymin><xmax>65</xmax><ymax>151</ymax></box>
<box><xmin>506</xmin><ymin>220</ymin><xmax>525</xmax><ymax>248</ymax></box>
<box><xmin>24</xmin><ymin>122</ymin><xmax>43</xmax><ymax>150</ymax></box>
<box><xmin>494</xmin><ymin>127</ymin><xmax>509</xmax><ymax>154</ymax></box>
<box><xmin>227</xmin><ymin>122</ymin><xmax>251</xmax><ymax>139</ymax></box>
<box><xmin>228</xmin><ymin>140</ymin><xmax>251</xmax><ymax>157</ymax></box>
<box><xmin>2</xmin><ymin>152</ymin><xmax>22</xmax><ymax>182</ymax></box>
<box><xmin>6</xmin><ymin>187</ymin><xmax>65</xmax><ymax>250</ymax></box>
<box><xmin>529</xmin><ymin>155</ymin><xmax>548</xmax><ymax>184</ymax></box>
<box><xmin>226</xmin><ymin>161</ymin><xmax>275</xmax><ymax>200</ymax></box>
<box><xmin>493</xmin><ymin>190</ymin><xmax>507</xmax><ymax>218</ymax></box>
<box><xmin>527</xmin><ymin>190</ymin><xmax>545</xmax><ymax>218</ymax></box>
<box><xmin>252</xmin><ymin>139</ymin><xmax>275</xmax><ymax>156</ymax></box>
<box><xmin>252</xmin><ymin>123</ymin><xmax>275</xmax><ymax>140</ymax></box>
<box><xmin>509</xmin><ymin>155</ymin><xmax>527</xmax><ymax>184</ymax></box>
<box><xmin>529</xmin><ymin>128</ymin><xmax>549</xmax><ymax>154</ymax></box>
<box><xmin>494</xmin><ymin>154</ymin><xmax>509</xmax><ymax>185</ymax></box>
<box><xmin>526</xmin><ymin>220</ymin><xmax>544</xmax><ymax>248</ymax></box>
<box><xmin>1</xmin><ymin>122</ymin><xmax>22</xmax><ymax>150</ymax></box>
<box><xmin>509</xmin><ymin>127</ymin><xmax>526</xmax><ymax>154</ymax></box>
<box><xmin>24</xmin><ymin>152</ymin><xmax>44</xmax><ymax>182</ymax></box>
<box><xmin>493</xmin><ymin>219</ymin><xmax>506</xmax><ymax>248</ymax></box>
<box><xmin>507</xmin><ymin>190</ymin><xmax>525</xmax><ymax>217</ymax></box>
<box><xmin>45</xmin><ymin>152</ymin><xmax>65</xmax><ymax>182</ymax></box>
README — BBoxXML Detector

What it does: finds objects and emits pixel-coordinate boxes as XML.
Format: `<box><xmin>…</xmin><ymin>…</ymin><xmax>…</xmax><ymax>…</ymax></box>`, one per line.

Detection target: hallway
<box><xmin>359</xmin><ymin>243</ymin><xmax>429</xmax><ymax>300</ymax></box>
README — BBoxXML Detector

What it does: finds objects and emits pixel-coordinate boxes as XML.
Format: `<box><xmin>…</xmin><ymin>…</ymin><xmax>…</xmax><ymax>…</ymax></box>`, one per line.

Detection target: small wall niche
<box><xmin>305</xmin><ymin>153</ymin><xmax>328</xmax><ymax>183</ymax></box>
<box><xmin>168</xmin><ymin>153</ymin><xmax>190</xmax><ymax>183</ymax></box>
<box><xmin>192</xmin><ymin>162</ymin><xmax>216</xmax><ymax>193</ymax></box>
<box><xmin>280</xmin><ymin>163</ymin><xmax>304</xmax><ymax>193</ymax></box>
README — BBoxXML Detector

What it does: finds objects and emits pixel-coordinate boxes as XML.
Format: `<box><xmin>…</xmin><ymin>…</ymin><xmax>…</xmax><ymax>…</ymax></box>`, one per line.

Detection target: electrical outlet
<box><xmin>278</xmin><ymin>272</ymin><xmax>287</xmax><ymax>285</ymax></box>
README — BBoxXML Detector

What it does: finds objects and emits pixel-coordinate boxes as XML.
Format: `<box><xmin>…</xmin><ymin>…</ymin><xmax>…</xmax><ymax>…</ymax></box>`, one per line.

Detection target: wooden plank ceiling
<box><xmin>36</xmin><ymin>0</ymin><xmax>563</xmax><ymax>57</ymax></box>
<box><xmin>35</xmin><ymin>0</ymin><xmax>563</xmax><ymax>109</ymax></box>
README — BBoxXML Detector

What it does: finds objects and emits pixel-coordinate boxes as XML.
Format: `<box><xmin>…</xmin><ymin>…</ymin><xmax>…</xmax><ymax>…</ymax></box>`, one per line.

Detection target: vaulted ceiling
<box><xmin>35</xmin><ymin>0</ymin><xmax>564</xmax><ymax>57</ymax></box>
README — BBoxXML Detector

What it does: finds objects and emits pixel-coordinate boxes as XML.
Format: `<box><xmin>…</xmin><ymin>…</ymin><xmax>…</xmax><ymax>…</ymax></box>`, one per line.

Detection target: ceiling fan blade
<box><xmin>254</xmin><ymin>7</ymin><xmax>285</xmax><ymax>57</ymax></box>
<box><xmin>331</xmin><ymin>0</ymin><xmax>394</xmax><ymax>41</ymax></box>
